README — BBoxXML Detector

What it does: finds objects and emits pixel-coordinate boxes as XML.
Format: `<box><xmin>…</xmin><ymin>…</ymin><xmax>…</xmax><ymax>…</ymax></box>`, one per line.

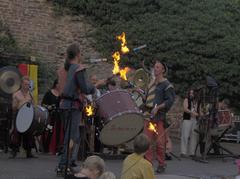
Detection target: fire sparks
<box><xmin>148</xmin><ymin>122</ymin><xmax>158</xmax><ymax>134</ymax></box>
<box><xmin>119</xmin><ymin>67</ymin><xmax>130</xmax><ymax>81</ymax></box>
<box><xmin>112</xmin><ymin>32</ymin><xmax>130</xmax><ymax>80</ymax></box>
<box><xmin>85</xmin><ymin>105</ymin><xmax>94</xmax><ymax>117</ymax></box>
<box><xmin>116</xmin><ymin>32</ymin><xmax>129</xmax><ymax>54</ymax></box>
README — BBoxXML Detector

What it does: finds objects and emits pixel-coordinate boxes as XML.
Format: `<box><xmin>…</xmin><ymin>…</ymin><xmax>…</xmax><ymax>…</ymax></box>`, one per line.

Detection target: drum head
<box><xmin>16</xmin><ymin>103</ymin><xmax>34</xmax><ymax>133</ymax></box>
<box><xmin>100</xmin><ymin>112</ymin><xmax>144</xmax><ymax>146</ymax></box>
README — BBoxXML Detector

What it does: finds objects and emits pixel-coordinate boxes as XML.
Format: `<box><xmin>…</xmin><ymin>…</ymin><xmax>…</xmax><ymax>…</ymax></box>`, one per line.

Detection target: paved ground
<box><xmin>0</xmin><ymin>140</ymin><xmax>239</xmax><ymax>179</ymax></box>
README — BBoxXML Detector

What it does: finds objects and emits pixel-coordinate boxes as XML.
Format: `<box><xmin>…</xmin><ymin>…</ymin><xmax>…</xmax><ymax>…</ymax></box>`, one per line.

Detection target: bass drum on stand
<box><xmin>96</xmin><ymin>90</ymin><xmax>144</xmax><ymax>146</ymax></box>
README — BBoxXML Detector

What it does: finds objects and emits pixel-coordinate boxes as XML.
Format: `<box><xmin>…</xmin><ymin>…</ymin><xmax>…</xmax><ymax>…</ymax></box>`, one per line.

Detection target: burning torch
<box><xmin>85</xmin><ymin>104</ymin><xmax>94</xmax><ymax>124</ymax></box>
<box><xmin>148</xmin><ymin>122</ymin><xmax>158</xmax><ymax>135</ymax></box>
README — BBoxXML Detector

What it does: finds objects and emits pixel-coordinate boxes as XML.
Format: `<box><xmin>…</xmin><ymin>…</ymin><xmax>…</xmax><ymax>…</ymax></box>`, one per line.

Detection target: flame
<box><xmin>116</xmin><ymin>32</ymin><xmax>129</xmax><ymax>54</ymax></box>
<box><xmin>119</xmin><ymin>67</ymin><xmax>130</xmax><ymax>81</ymax></box>
<box><xmin>85</xmin><ymin>105</ymin><xmax>94</xmax><ymax>117</ymax></box>
<box><xmin>112</xmin><ymin>51</ymin><xmax>120</xmax><ymax>74</ymax></box>
<box><xmin>148</xmin><ymin>122</ymin><xmax>158</xmax><ymax>134</ymax></box>
<box><xmin>121</xmin><ymin>45</ymin><xmax>130</xmax><ymax>54</ymax></box>
<box><xmin>112</xmin><ymin>32</ymin><xmax>130</xmax><ymax>80</ymax></box>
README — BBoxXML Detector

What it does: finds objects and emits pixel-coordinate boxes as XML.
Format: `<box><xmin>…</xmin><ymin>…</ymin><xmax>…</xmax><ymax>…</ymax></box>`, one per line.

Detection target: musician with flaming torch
<box><xmin>143</xmin><ymin>60</ymin><xmax>175</xmax><ymax>174</ymax></box>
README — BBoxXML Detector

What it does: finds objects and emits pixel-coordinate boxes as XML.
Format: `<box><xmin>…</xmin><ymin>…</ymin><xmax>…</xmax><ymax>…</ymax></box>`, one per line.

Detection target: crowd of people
<box><xmin>7</xmin><ymin>43</ymin><xmax>236</xmax><ymax>179</ymax></box>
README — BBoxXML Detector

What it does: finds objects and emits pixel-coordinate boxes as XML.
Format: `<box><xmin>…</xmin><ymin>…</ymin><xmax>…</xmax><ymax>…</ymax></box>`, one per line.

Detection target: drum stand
<box><xmin>206</xmin><ymin>126</ymin><xmax>240</xmax><ymax>159</ymax></box>
<box><xmin>194</xmin><ymin>124</ymin><xmax>240</xmax><ymax>163</ymax></box>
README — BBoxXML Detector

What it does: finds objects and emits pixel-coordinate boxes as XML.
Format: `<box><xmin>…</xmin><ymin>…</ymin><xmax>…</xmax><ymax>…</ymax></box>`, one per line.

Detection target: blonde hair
<box><xmin>21</xmin><ymin>76</ymin><xmax>30</xmax><ymax>82</ymax></box>
<box><xmin>83</xmin><ymin>155</ymin><xmax>105</xmax><ymax>176</ymax></box>
<box><xmin>99</xmin><ymin>172</ymin><xmax>116</xmax><ymax>179</ymax></box>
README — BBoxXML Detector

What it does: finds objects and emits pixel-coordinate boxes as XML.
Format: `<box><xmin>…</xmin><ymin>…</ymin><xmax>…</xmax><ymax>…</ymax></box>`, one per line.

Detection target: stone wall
<box><xmin>0</xmin><ymin>0</ymin><xmax>112</xmax><ymax>84</ymax></box>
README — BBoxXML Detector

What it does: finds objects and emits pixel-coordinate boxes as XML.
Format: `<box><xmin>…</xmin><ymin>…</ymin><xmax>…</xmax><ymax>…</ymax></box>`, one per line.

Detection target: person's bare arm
<box><xmin>183</xmin><ymin>98</ymin><xmax>198</xmax><ymax>116</ymax></box>
<box><xmin>12</xmin><ymin>93</ymin><xmax>18</xmax><ymax>111</ymax></box>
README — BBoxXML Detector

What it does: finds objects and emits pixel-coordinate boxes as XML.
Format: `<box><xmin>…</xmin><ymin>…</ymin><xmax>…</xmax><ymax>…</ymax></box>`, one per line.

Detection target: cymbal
<box><xmin>133</xmin><ymin>68</ymin><xmax>149</xmax><ymax>90</ymax></box>
<box><xmin>0</xmin><ymin>66</ymin><xmax>21</xmax><ymax>96</ymax></box>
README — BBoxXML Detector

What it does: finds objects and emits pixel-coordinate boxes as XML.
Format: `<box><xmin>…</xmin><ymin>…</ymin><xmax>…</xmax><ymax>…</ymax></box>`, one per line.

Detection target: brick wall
<box><xmin>0</xmin><ymin>0</ymin><xmax>112</xmax><ymax>82</ymax></box>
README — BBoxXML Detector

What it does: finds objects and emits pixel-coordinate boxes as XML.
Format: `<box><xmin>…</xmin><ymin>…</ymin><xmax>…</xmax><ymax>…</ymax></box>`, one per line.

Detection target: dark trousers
<box><xmin>10</xmin><ymin>129</ymin><xmax>34</xmax><ymax>154</ymax></box>
<box><xmin>10</xmin><ymin>112</ymin><xmax>35</xmax><ymax>154</ymax></box>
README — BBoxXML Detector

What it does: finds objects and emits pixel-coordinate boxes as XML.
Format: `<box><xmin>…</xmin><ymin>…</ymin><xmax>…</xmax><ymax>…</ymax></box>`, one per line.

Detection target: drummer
<box><xmin>100</xmin><ymin>78</ymin><xmax>117</xmax><ymax>93</ymax></box>
<box><xmin>10</xmin><ymin>76</ymin><xmax>36</xmax><ymax>158</ymax></box>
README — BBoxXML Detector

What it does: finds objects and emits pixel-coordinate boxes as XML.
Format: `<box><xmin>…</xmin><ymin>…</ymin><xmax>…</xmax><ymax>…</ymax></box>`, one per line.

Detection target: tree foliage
<box><xmin>54</xmin><ymin>0</ymin><xmax>240</xmax><ymax>111</ymax></box>
<box><xmin>0</xmin><ymin>21</ymin><xmax>19</xmax><ymax>54</ymax></box>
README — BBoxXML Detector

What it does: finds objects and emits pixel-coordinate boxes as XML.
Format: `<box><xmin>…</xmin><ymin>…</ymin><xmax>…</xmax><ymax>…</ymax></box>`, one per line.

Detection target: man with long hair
<box><xmin>56</xmin><ymin>43</ymin><xmax>95</xmax><ymax>176</ymax></box>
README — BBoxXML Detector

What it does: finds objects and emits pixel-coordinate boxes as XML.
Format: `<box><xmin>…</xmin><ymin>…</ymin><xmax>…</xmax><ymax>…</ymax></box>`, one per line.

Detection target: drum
<box><xmin>96</xmin><ymin>90</ymin><xmax>144</xmax><ymax>146</ymax></box>
<box><xmin>217</xmin><ymin>110</ymin><xmax>232</xmax><ymax>126</ymax></box>
<box><xmin>16</xmin><ymin>103</ymin><xmax>49</xmax><ymax>135</ymax></box>
<box><xmin>131</xmin><ymin>91</ymin><xmax>144</xmax><ymax>109</ymax></box>
<box><xmin>211</xmin><ymin>110</ymin><xmax>232</xmax><ymax>136</ymax></box>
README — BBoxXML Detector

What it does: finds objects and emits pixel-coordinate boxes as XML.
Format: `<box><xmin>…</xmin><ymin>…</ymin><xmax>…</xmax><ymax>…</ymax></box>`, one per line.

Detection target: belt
<box><xmin>61</xmin><ymin>95</ymin><xmax>80</xmax><ymax>102</ymax></box>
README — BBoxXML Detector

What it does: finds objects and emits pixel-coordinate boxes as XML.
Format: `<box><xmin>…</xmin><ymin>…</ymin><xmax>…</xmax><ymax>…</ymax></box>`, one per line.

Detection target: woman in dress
<box><xmin>42</xmin><ymin>79</ymin><xmax>63</xmax><ymax>154</ymax></box>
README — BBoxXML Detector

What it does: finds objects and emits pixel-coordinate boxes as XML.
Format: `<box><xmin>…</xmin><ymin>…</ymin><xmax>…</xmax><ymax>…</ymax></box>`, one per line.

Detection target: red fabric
<box><xmin>57</xmin><ymin>66</ymin><xmax>67</xmax><ymax>95</ymax></box>
<box><xmin>10</xmin><ymin>128</ymin><xmax>20</xmax><ymax>146</ymax></box>
<box><xmin>236</xmin><ymin>159</ymin><xmax>240</xmax><ymax>172</ymax></box>
<box><xmin>49</xmin><ymin>123</ymin><xmax>64</xmax><ymax>155</ymax></box>
<box><xmin>144</xmin><ymin>120</ymin><xmax>166</xmax><ymax>167</ymax></box>
<box><xmin>18</xmin><ymin>64</ymin><xmax>29</xmax><ymax>76</ymax></box>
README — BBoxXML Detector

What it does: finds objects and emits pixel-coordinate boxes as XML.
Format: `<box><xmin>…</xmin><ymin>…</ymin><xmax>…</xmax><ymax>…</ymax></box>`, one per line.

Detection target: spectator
<box><xmin>66</xmin><ymin>155</ymin><xmax>105</xmax><ymax>179</ymax></box>
<box><xmin>99</xmin><ymin>172</ymin><xmax>116</xmax><ymax>179</ymax></box>
<box><xmin>121</xmin><ymin>134</ymin><xmax>155</xmax><ymax>179</ymax></box>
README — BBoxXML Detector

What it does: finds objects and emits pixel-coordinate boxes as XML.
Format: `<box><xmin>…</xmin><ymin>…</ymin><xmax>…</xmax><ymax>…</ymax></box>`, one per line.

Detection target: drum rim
<box><xmin>95</xmin><ymin>90</ymin><xmax>131</xmax><ymax>102</ymax></box>
<box><xmin>17</xmin><ymin>101</ymin><xmax>33</xmax><ymax>110</ymax></box>
<box><xmin>108</xmin><ymin>110</ymin><xmax>143</xmax><ymax>121</ymax></box>
<box><xmin>100</xmin><ymin>128</ymin><xmax>143</xmax><ymax>146</ymax></box>
<box><xmin>99</xmin><ymin>111</ymin><xmax>144</xmax><ymax>146</ymax></box>
<box><xmin>34</xmin><ymin>105</ymin><xmax>49</xmax><ymax>125</ymax></box>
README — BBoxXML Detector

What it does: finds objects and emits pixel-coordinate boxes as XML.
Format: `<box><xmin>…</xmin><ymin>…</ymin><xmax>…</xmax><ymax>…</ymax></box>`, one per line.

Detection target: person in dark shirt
<box><xmin>143</xmin><ymin>60</ymin><xmax>175</xmax><ymax>174</ymax></box>
<box><xmin>41</xmin><ymin>79</ymin><xmax>63</xmax><ymax>154</ymax></box>
<box><xmin>180</xmin><ymin>89</ymin><xmax>199</xmax><ymax>158</ymax></box>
